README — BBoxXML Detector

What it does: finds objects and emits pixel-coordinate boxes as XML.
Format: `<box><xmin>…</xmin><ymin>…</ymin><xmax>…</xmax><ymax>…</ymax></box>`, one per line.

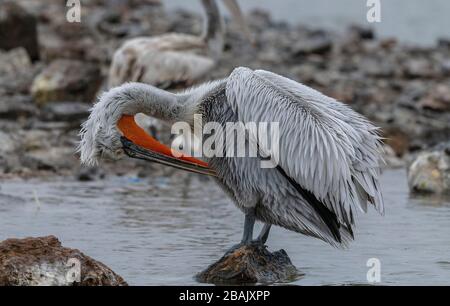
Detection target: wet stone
<box><xmin>0</xmin><ymin>236</ymin><xmax>127</xmax><ymax>286</ymax></box>
<box><xmin>408</xmin><ymin>141</ymin><xmax>450</xmax><ymax>195</ymax></box>
<box><xmin>196</xmin><ymin>243</ymin><xmax>300</xmax><ymax>284</ymax></box>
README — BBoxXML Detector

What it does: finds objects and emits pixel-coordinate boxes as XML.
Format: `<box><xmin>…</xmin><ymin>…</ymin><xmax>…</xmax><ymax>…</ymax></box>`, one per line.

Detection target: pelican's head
<box><xmin>78</xmin><ymin>87</ymin><xmax>127</xmax><ymax>166</ymax></box>
<box><xmin>78</xmin><ymin>83</ymin><xmax>216</xmax><ymax>176</ymax></box>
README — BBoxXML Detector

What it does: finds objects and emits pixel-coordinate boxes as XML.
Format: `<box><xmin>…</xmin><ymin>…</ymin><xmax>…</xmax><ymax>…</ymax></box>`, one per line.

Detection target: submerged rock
<box><xmin>0</xmin><ymin>2</ymin><xmax>39</xmax><ymax>61</ymax></box>
<box><xmin>0</xmin><ymin>236</ymin><xmax>127</xmax><ymax>286</ymax></box>
<box><xmin>31</xmin><ymin>59</ymin><xmax>102</xmax><ymax>105</ymax></box>
<box><xmin>408</xmin><ymin>142</ymin><xmax>450</xmax><ymax>195</ymax></box>
<box><xmin>196</xmin><ymin>243</ymin><xmax>300</xmax><ymax>284</ymax></box>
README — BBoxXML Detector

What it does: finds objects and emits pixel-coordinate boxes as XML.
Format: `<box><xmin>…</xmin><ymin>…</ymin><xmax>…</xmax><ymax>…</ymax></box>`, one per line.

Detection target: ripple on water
<box><xmin>0</xmin><ymin>169</ymin><xmax>449</xmax><ymax>285</ymax></box>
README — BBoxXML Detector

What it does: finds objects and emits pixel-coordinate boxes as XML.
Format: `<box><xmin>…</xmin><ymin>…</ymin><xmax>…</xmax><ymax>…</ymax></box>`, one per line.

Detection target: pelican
<box><xmin>79</xmin><ymin>67</ymin><xmax>384</xmax><ymax>249</ymax></box>
<box><xmin>108</xmin><ymin>0</ymin><xmax>251</xmax><ymax>89</ymax></box>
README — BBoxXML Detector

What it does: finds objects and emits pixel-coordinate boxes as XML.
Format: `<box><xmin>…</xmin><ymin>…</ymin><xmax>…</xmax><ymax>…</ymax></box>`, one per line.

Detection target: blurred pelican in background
<box><xmin>108</xmin><ymin>0</ymin><xmax>252</xmax><ymax>89</ymax></box>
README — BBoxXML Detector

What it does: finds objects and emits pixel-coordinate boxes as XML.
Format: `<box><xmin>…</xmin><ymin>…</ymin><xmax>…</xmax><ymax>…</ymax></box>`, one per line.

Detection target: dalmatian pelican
<box><xmin>108</xmin><ymin>0</ymin><xmax>252</xmax><ymax>89</ymax></box>
<box><xmin>79</xmin><ymin>67</ymin><xmax>384</xmax><ymax>248</ymax></box>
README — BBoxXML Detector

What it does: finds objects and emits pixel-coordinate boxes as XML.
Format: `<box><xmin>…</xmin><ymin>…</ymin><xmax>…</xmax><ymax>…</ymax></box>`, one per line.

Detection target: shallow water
<box><xmin>0</xmin><ymin>169</ymin><xmax>449</xmax><ymax>285</ymax></box>
<box><xmin>167</xmin><ymin>0</ymin><xmax>450</xmax><ymax>46</ymax></box>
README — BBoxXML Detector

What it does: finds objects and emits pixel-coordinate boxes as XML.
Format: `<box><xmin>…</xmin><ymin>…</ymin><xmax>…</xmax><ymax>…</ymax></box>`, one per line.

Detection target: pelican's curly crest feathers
<box><xmin>78</xmin><ymin>87</ymin><xmax>122</xmax><ymax>166</ymax></box>
<box><xmin>78</xmin><ymin>83</ymin><xmax>162</xmax><ymax>166</ymax></box>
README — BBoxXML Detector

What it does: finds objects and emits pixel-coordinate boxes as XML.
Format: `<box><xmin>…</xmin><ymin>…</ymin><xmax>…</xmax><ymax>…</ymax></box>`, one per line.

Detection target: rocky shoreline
<box><xmin>0</xmin><ymin>1</ymin><xmax>449</xmax><ymax>189</ymax></box>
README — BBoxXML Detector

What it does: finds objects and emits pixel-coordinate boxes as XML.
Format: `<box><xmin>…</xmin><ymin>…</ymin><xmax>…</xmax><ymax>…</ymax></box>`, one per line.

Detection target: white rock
<box><xmin>407</xmin><ymin>146</ymin><xmax>450</xmax><ymax>194</ymax></box>
<box><xmin>0</xmin><ymin>131</ymin><xmax>15</xmax><ymax>153</ymax></box>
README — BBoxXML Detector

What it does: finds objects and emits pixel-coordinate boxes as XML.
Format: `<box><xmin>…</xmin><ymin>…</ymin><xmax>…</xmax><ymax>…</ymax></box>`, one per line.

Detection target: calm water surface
<box><xmin>0</xmin><ymin>169</ymin><xmax>449</xmax><ymax>285</ymax></box>
<box><xmin>167</xmin><ymin>0</ymin><xmax>450</xmax><ymax>46</ymax></box>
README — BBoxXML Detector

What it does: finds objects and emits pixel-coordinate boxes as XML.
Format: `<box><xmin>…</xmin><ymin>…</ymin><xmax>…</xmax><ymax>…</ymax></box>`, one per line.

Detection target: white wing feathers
<box><xmin>226</xmin><ymin>67</ymin><xmax>384</xmax><ymax>228</ymax></box>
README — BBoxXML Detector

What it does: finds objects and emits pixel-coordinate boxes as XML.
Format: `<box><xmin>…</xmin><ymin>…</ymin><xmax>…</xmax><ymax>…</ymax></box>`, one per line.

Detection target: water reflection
<box><xmin>0</xmin><ymin>169</ymin><xmax>449</xmax><ymax>285</ymax></box>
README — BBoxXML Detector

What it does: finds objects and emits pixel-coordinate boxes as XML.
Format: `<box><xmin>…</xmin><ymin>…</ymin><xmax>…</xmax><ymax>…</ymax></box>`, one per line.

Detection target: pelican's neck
<box><xmin>96</xmin><ymin>83</ymin><xmax>184</xmax><ymax>125</ymax></box>
<box><xmin>92</xmin><ymin>80</ymin><xmax>228</xmax><ymax>136</ymax></box>
<box><xmin>98</xmin><ymin>82</ymin><xmax>214</xmax><ymax>128</ymax></box>
<box><xmin>201</xmin><ymin>0</ymin><xmax>224</xmax><ymax>59</ymax></box>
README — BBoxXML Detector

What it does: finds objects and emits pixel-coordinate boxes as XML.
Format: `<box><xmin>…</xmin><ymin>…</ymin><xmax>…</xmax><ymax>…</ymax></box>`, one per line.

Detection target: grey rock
<box><xmin>348</xmin><ymin>25</ymin><xmax>375</xmax><ymax>40</ymax></box>
<box><xmin>0</xmin><ymin>2</ymin><xmax>39</xmax><ymax>61</ymax></box>
<box><xmin>0</xmin><ymin>95</ymin><xmax>39</xmax><ymax>119</ymax></box>
<box><xmin>438</xmin><ymin>38</ymin><xmax>450</xmax><ymax>49</ymax></box>
<box><xmin>0</xmin><ymin>48</ymin><xmax>32</xmax><ymax>75</ymax></box>
<box><xmin>31</xmin><ymin>60</ymin><xmax>102</xmax><ymax>105</ymax></box>
<box><xmin>361</xmin><ymin>57</ymin><xmax>395</xmax><ymax>78</ymax></box>
<box><xmin>197</xmin><ymin>243</ymin><xmax>300</xmax><ymax>284</ymax></box>
<box><xmin>21</xmin><ymin>146</ymin><xmax>76</xmax><ymax>172</ymax></box>
<box><xmin>408</xmin><ymin>141</ymin><xmax>450</xmax><ymax>195</ymax></box>
<box><xmin>76</xmin><ymin>166</ymin><xmax>105</xmax><ymax>181</ymax></box>
<box><xmin>42</xmin><ymin>102</ymin><xmax>91</xmax><ymax>122</ymax></box>
<box><xmin>0</xmin><ymin>131</ymin><xmax>16</xmax><ymax>154</ymax></box>
<box><xmin>418</xmin><ymin>84</ymin><xmax>450</xmax><ymax>112</ymax></box>
<box><xmin>403</xmin><ymin>58</ymin><xmax>436</xmax><ymax>79</ymax></box>
<box><xmin>292</xmin><ymin>35</ymin><xmax>333</xmax><ymax>56</ymax></box>
<box><xmin>0</xmin><ymin>236</ymin><xmax>127</xmax><ymax>286</ymax></box>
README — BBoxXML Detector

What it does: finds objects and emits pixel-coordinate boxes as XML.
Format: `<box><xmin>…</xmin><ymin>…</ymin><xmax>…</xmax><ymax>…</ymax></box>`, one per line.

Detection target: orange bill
<box><xmin>117</xmin><ymin>115</ymin><xmax>215</xmax><ymax>176</ymax></box>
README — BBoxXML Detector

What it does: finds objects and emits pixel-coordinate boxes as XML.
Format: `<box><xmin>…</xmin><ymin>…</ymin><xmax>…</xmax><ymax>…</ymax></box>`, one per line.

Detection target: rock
<box><xmin>22</xmin><ymin>147</ymin><xmax>76</xmax><ymax>171</ymax></box>
<box><xmin>419</xmin><ymin>84</ymin><xmax>450</xmax><ymax>112</ymax></box>
<box><xmin>383</xmin><ymin>144</ymin><xmax>405</xmax><ymax>168</ymax></box>
<box><xmin>361</xmin><ymin>57</ymin><xmax>395</xmax><ymax>78</ymax></box>
<box><xmin>196</xmin><ymin>243</ymin><xmax>300</xmax><ymax>284</ymax></box>
<box><xmin>0</xmin><ymin>48</ymin><xmax>40</xmax><ymax>98</ymax></box>
<box><xmin>383</xmin><ymin>128</ymin><xmax>410</xmax><ymax>157</ymax></box>
<box><xmin>0</xmin><ymin>95</ymin><xmax>39</xmax><ymax>119</ymax></box>
<box><xmin>0</xmin><ymin>65</ymin><xmax>42</xmax><ymax>97</ymax></box>
<box><xmin>441</xmin><ymin>60</ymin><xmax>450</xmax><ymax>76</ymax></box>
<box><xmin>379</xmin><ymin>38</ymin><xmax>398</xmax><ymax>49</ymax></box>
<box><xmin>408</xmin><ymin>142</ymin><xmax>450</xmax><ymax>195</ymax></box>
<box><xmin>42</xmin><ymin>102</ymin><xmax>91</xmax><ymax>122</ymax></box>
<box><xmin>31</xmin><ymin>60</ymin><xmax>102</xmax><ymax>105</ymax></box>
<box><xmin>20</xmin><ymin>130</ymin><xmax>51</xmax><ymax>151</ymax></box>
<box><xmin>438</xmin><ymin>38</ymin><xmax>450</xmax><ymax>49</ymax></box>
<box><xmin>348</xmin><ymin>25</ymin><xmax>375</xmax><ymax>40</ymax></box>
<box><xmin>0</xmin><ymin>2</ymin><xmax>39</xmax><ymax>61</ymax></box>
<box><xmin>0</xmin><ymin>131</ymin><xmax>16</xmax><ymax>154</ymax></box>
<box><xmin>0</xmin><ymin>236</ymin><xmax>127</xmax><ymax>286</ymax></box>
<box><xmin>0</xmin><ymin>48</ymin><xmax>32</xmax><ymax>75</ymax></box>
<box><xmin>403</xmin><ymin>58</ymin><xmax>436</xmax><ymax>79</ymax></box>
<box><xmin>292</xmin><ymin>34</ymin><xmax>333</xmax><ymax>56</ymax></box>
<box><xmin>76</xmin><ymin>166</ymin><xmax>105</xmax><ymax>181</ymax></box>
<box><xmin>15</xmin><ymin>127</ymin><xmax>76</xmax><ymax>173</ymax></box>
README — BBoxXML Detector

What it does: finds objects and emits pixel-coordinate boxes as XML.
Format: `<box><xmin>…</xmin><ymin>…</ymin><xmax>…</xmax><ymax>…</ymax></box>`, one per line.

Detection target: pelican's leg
<box><xmin>241</xmin><ymin>210</ymin><xmax>256</xmax><ymax>244</ymax></box>
<box><xmin>254</xmin><ymin>224</ymin><xmax>271</xmax><ymax>244</ymax></box>
<box><xmin>225</xmin><ymin>209</ymin><xmax>256</xmax><ymax>254</ymax></box>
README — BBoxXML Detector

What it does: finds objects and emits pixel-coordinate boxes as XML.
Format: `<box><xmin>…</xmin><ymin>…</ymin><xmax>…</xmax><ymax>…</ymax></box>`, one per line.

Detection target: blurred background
<box><xmin>0</xmin><ymin>0</ymin><xmax>449</xmax><ymax>285</ymax></box>
<box><xmin>168</xmin><ymin>0</ymin><xmax>450</xmax><ymax>46</ymax></box>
